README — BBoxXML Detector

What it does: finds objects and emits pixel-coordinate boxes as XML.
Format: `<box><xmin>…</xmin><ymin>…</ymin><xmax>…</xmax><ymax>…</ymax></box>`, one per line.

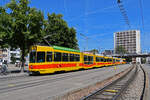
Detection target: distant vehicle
<box><xmin>28</xmin><ymin>45</ymin><xmax>126</xmax><ymax>75</ymax></box>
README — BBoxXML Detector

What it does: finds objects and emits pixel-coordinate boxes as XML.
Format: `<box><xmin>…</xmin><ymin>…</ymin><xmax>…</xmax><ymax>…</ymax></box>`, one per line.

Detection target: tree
<box><xmin>115</xmin><ymin>46</ymin><xmax>127</xmax><ymax>54</ymax></box>
<box><xmin>68</xmin><ymin>27</ymin><xmax>78</xmax><ymax>49</ymax></box>
<box><xmin>1</xmin><ymin>0</ymin><xmax>45</xmax><ymax>71</ymax></box>
<box><xmin>44</xmin><ymin>13</ymin><xmax>78</xmax><ymax>49</ymax></box>
<box><xmin>11</xmin><ymin>53</ymin><xmax>16</xmax><ymax>64</ymax></box>
<box><xmin>0</xmin><ymin>0</ymin><xmax>79</xmax><ymax>71</ymax></box>
<box><xmin>88</xmin><ymin>49</ymin><xmax>99</xmax><ymax>54</ymax></box>
<box><xmin>0</xmin><ymin>7</ymin><xmax>13</xmax><ymax>48</ymax></box>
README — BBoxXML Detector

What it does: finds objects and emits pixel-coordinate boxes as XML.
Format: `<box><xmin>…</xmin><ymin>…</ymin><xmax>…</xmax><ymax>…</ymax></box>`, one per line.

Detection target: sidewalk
<box><xmin>7</xmin><ymin>64</ymin><xmax>29</xmax><ymax>73</ymax></box>
<box><xmin>0</xmin><ymin>64</ymin><xmax>29</xmax><ymax>78</ymax></box>
<box><xmin>0</xmin><ymin>72</ymin><xmax>29</xmax><ymax>78</ymax></box>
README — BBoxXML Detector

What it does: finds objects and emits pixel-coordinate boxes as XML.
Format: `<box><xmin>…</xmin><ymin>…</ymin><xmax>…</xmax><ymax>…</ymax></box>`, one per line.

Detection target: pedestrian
<box><xmin>1</xmin><ymin>62</ymin><xmax>8</xmax><ymax>75</ymax></box>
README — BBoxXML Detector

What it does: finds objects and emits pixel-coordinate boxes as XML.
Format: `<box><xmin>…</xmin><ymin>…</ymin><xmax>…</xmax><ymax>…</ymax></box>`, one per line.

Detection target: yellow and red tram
<box><xmin>29</xmin><ymin>45</ymin><xmax>126</xmax><ymax>74</ymax></box>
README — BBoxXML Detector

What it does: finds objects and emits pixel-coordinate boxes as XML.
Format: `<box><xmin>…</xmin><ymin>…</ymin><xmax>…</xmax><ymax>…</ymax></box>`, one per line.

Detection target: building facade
<box><xmin>2</xmin><ymin>48</ymin><xmax>10</xmax><ymax>63</ymax></box>
<box><xmin>114</xmin><ymin>30</ymin><xmax>141</xmax><ymax>54</ymax></box>
<box><xmin>102</xmin><ymin>50</ymin><xmax>114</xmax><ymax>56</ymax></box>
<box><xmin>114</xmin><ymin>30</ymin><xmax>141</xmax><ymax>63</ymax></box>
<box><xmin>0</xmin><ymin>48</ymin><xmax>21</xmax><ymax>63</ymax></box>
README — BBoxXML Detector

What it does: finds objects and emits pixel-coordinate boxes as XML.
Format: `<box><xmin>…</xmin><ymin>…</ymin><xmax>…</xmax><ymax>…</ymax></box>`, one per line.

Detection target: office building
<box><xmin>114</xmin><ymin>30</ymin><xmax>141</xmax><ymax>54</ymax></box>
<box><xmin>114</xmin><ymin>30</ymin><xmax>141</xmax><ymax>63</ymax></box>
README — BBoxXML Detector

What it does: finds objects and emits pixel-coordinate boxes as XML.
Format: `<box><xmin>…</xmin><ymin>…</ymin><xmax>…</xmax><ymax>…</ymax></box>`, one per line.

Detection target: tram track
<box><xmin>0</xmin><ymin>67</ymin><xmax>105</xmax><ymax>86</ymax></box>
<box><xmin>81</xmin><ymin>64</ymin><xmax>137</xmax><ymax>100</ymax></box>
<box><xmin>0</xmin><ymin>66</ymin><xmax>108</xmax><ymax>82</ymax></box>
<box><xmin>0</xmin><ymin>66</ymin><xmax>121</xmax><ymax>94</ymax></box>
<box><xmin>0</xmin><ymin>74</ymin><xmax>29</xmax><ymax>81</ymax></box>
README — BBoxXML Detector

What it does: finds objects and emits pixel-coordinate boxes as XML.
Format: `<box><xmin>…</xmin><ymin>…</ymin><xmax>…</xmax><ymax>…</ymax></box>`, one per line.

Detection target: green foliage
<box><xmin>88</xmin><ymin>49</ymin><xmax>99</xmax><ymax>54</ymax></box>
<box><xmin>11</xmin><ymin>53</ymin><xmax>16</xmax><ymax>64</ymax></box>
<box><xmin>0</xmin><ymin>0</ymin><xmax>45</xmax><ymax>69</ymax></box>
<box><xmin>0</xmin><ymin>7</ymin><xmax>13</xmax><ymax>48</ymax></box>
<box><xmin>43</xmin><ymin>13</ymin><xmax>78</xmax><ymax>49</ymax></box>
<box><xmin>141</xmin><ymin>58</ymin><xmax>146</xmax><ymax>64</ymax></box>
<box><xmin>7</xmin><ymin>0</ymin><xmax>45</xmax><ymax>50</ymax></box>
<box><xmin>115</xmin><ymin>46</ymin><xmax>127</xmax><ymax>54</ymax></box>
<box><xmin>0</xmin><ymin>0</ymin><xmax>79</xmax><ymax>69</ymax></box>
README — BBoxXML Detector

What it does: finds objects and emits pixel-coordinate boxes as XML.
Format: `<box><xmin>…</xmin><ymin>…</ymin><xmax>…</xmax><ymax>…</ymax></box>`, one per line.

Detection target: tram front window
<box><xmin>29</xmin><ymin>51</ymin><xmax>36</xmax><ymax>63</ymax></box>
<box><xmin>37</xmin><ymin>52</ymin><xmax>45</xmax><ymax>63</ymax></box>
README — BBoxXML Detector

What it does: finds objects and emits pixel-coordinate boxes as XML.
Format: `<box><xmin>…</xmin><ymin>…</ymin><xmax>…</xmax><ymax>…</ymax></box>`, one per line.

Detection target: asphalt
<box><xmin>0</xmin><ymin>64</ymin><xmax>131</xmax><ymax>100</ymax></box>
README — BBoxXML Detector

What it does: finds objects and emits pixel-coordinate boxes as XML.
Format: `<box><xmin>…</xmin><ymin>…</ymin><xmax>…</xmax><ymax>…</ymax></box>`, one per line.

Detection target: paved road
<box><xmin>0</xmin><ymin>64</ymin><xmax>131</xmax><ymax>100</ymax></box>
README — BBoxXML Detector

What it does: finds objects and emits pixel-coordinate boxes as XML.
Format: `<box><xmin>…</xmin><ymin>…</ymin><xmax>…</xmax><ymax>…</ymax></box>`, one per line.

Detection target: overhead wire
<box><xmin>117</xmin><ymin>0</ymin><xmax>131</xmax><ymax>28</ymax></box>
<box><xmin>139</xmin><ymin>0</ymin><xmax>145</xmax><ymax>52</ymax></box>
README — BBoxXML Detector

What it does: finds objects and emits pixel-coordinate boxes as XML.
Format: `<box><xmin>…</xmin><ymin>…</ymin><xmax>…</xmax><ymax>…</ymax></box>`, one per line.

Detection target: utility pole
<box><xmin>80</xmin><ymin>33</ymin><xmax>89</xmax><ymax>51</ymax></box>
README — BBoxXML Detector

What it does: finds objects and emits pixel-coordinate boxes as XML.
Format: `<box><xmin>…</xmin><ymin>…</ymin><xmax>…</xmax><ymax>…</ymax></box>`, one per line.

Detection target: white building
<box><xmin>114</xmin><ymin>30</ymin><xmax>141</xmax><ymax>63</ymax></box>
<box><xmin>0</xmin><ymin>48</ymin><xmax>21</xmax><ymax>63</ymax></box>
<box><xmin>2</xmin><ymin>48</ymin><xmax>11</xmax><ymax>63</ymax></box>
<box><xmin>10</xmin><ymin>48</ymin><xmax>21</xmax><ymax>63</ymax></box>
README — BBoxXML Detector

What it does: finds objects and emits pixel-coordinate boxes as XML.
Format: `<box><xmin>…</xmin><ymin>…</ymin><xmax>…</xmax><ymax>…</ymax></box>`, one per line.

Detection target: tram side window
<box><xmin>113</xmin><ymin>59</ymin><xmax>115</xmax><ymax>63</ymax></box>
<box><xmin>75</xmin><ymin>54</ymin><xmax>80</xmax><ymax>61</ymax></box>
<box><xmin>63</xmin><ymin>53</ymin><xmax>68</xmax><ymax>62</ymax></box>
<box><xmin>84</xmin><ymin>55</ymin><xmax>88</xmax><ymax>61</ymax></box>
<box><xmin>84</xmin><ymin>56</ymin><xmax>93</xmax><ymax>64</ymax></box>
<box><xmin>88</xmin><ymin>56</ymin><xmax>93</xmax><ymax>61</ymax></box>
<box><xmin>96</xmin><ymin>57</ymin><xmax>99</xmax><ymax>62</ymax></box>
<box><xmin>54</xmin><ymin>52</ymin><xmax>61</xmax><ymax>62</ymax></box>
<box><xmin>109</xmin><ymin>59</ymin><xmax>112</xmax><ymax>62</ymax></box>
<box><xmin>84</xmin><ymin>55</ymin><xmax>88</xmax><ymax>64</ymax></box>
<box><xmin>29</xmin><ymin>51</ymin><xmax>36</xmax><ymax>63</ymax></box>
<box><xmin>47</xmin><ymin>52</ymin><xmax>52</xmax><ymax>62</ymax></box>
<box><xmin>37</xmin><ymin>52</ymin><xmax>45</xmax><ymax>63</ymax></box>
<box><xmin>70</xmin><ymin>54</ymin><xmax>74</xmax><ymax>61</ymax></box>
<box><xmin>89</xmin><ymin>56</ymin><xmax>93</xmax><ymax>64</ymax></box>
<box><xmin>104</xmin><ymin>58</ymin><xmax>106</xmax><ymax>62</ymax></box>
<box><xmin>101</xmin><ymin>58</ymin><xmax>105</xmax><ymax>62</ymax></box>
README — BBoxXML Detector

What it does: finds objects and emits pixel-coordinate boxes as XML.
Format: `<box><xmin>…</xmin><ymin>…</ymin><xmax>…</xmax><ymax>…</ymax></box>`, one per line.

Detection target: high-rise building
<box><xmin>114</xmin><ymin>30</ymin><xmax>141</xmax><ymax>54</ymax></box>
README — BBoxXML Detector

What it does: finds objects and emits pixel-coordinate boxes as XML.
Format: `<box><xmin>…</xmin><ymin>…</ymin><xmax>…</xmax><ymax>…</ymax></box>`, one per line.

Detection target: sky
<box><xmin>1</xmin><ymin>0</ymin><xmax>150</xmax><ymax>52</ymax></box>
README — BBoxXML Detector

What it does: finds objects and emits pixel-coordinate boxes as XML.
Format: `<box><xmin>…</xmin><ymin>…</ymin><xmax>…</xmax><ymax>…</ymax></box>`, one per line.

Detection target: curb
<box><xmin>143</xmin><ymin>71</ymin><xmax>149</xmax><ymax>100</ymax></box>
<box><xmin>141</xmin><ymin>65</ymin><xmax>149</xmax><ymax>100</ymax></box>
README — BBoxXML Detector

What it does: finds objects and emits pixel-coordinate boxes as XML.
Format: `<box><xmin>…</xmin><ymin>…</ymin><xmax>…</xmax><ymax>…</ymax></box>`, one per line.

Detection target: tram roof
<box><xmin>53</xmin><ymin>46</ymin><xmax>80</xmax><ymax>53</ymax></box>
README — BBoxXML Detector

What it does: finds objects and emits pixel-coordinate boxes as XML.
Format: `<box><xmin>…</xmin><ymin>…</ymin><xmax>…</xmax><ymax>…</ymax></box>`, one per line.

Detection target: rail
<box><xmin>81</xmin><ymin>64</ymin><xmax>138</xmax><ymax>100</ymax></box>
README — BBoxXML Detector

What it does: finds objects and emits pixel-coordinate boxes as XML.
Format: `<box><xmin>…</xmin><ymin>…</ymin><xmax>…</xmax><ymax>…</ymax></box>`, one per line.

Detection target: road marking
<box><xmin>114</xmin><ymin>66</ymin><xmax>117</xmax><ymax>70</ymax></box>
<box><xmin>105</xmin><ymin>89</ymin><xmax>118</xmax><ymax>93</ymax></box>
<box><xmin>8</xmin><ymin>84</ymin><xmax>15</xmax><ymax>87</ymax></box>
